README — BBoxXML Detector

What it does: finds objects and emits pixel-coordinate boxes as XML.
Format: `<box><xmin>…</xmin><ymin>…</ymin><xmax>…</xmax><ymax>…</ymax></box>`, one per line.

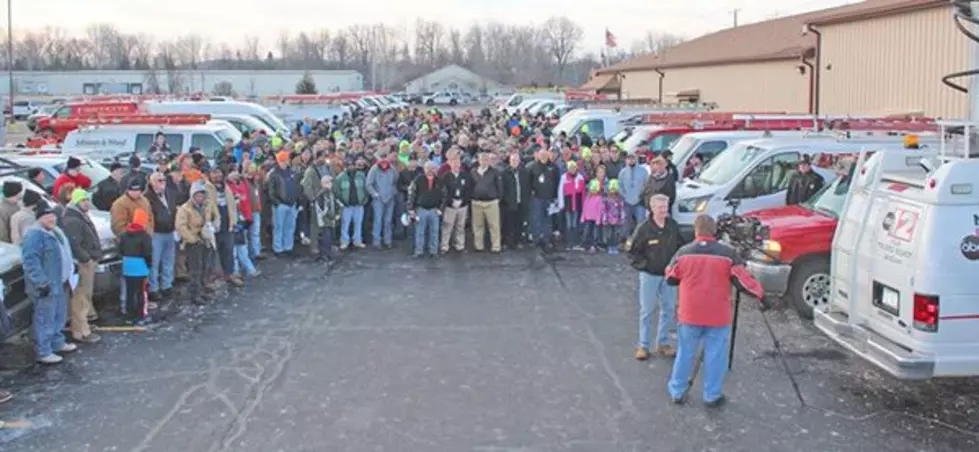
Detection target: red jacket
<box><xmin>665</xmin><ymin>236</ymin><xmax>764</xmax><ymax>327</ymax></box>
<box><xmin>227</xmin><ymin>179</ymin><xmax>252</xmax><ymax>220</ymax></box>
<box><xmin>52</xmin><ymin>172</ymin><xmax>92</xmax><ymax>198</ymax></box>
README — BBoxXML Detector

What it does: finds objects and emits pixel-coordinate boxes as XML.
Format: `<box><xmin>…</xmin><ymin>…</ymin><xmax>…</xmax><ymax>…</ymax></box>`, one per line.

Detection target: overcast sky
<box><xmin>13</xmin><ymin>0</ymin><xmax>857</xmax><ymax>54</ymax></box>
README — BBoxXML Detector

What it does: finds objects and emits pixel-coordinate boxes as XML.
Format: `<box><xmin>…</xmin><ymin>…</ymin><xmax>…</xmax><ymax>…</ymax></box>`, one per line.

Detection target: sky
<box><xmin>12</xmin><ymin>0</ymin><xmax>859</xmax><ymax>55</ymax></box>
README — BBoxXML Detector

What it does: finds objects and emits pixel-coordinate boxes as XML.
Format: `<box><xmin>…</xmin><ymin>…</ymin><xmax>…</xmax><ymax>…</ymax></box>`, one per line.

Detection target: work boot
<box><xmin>653</xmin><ymin>344</ymin><xmax>676</xmax><ymax>358</ymax></box>
<box><xmin>633</xmin><ymin>347</ymin><xmax>649</xmax><ymax>361</ymax></box>
<box><xmin>227</xmin><ymin>275</ymin><xmax>244</xmax><ymax>287</ymax></box>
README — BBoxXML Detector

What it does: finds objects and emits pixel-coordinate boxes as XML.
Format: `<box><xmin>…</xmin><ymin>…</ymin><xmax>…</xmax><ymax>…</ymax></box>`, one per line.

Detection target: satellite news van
<box><xmin>815</xmin><ymin>121</ymin><xmax>979</xmax><ymax>379</ymax></box>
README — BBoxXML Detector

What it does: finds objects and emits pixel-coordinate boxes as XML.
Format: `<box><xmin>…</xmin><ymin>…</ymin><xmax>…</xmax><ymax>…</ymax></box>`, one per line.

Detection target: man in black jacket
<box><xmin>628</xmin><ymin>193</ymin><xmax>683</xmax><ymax>361</ymax></box>
<box><xmin>641</xmin><ymin>156</ymin><xmax>677</xmax><ymax>214</ymax></box>
<box><xmin>470</xmin><ymin>152</ymin><xmax>504</xmax><ymax>252</ymax></box>
<box><xmin>439</xmin><ymin>156</ymin><xmax>472</xmax><ymax>253</ymax></box>
<box><xmin>92</xmin><ymin>163</ymin><xmax>125</xmax><ymax>211</ymax></box>
<box><xmin>407</xmin><ymin>161</ymin><xmax>445</xmax><ymax>258</ymax></box>
<box><xmin>144</xmin><ymin>172</ymin><xmax>177</xmax><ymax>301</ymax></box>
<box><xmin>61</xmin><ymin>189</ymin><xmax>103</xmax><ymax>345</ymax></box>
<box><xmin>266</xmin><ymin>151</ymin><xmax>300</xmax><ymax>256</ymax></box>
<box><xmin>501</xmin><ymin>153</ymin><xmax>530</xmax><ymax>249</ymax></box>
<box><xmin>527</xmin><ymin>148</ymin><xmax>559</xmax><ymax>248</ymax></box>
<box><xmin>785</xmin><ymin>155</ymin><xmax>825</xmax><ymax>205</ymax></box>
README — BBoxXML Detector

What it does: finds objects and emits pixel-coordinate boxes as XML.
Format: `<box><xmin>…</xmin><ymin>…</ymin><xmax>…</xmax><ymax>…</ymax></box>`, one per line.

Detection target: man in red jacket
<box><xmin>52</xmin><ymin>157</ymin><xmax>92</xmax><ymax>198</ymax></box>
<box><xmin>664</xmin><ymin>214</ymin><xmax>764</xmax><ymax>407</ymax></box>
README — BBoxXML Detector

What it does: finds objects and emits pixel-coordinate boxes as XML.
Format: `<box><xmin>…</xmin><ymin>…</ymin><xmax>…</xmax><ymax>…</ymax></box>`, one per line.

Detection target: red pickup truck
<box><xmin>742</xmin><ymin>174</ymin><xmax>851</xmax><ymax>319</ymax></box>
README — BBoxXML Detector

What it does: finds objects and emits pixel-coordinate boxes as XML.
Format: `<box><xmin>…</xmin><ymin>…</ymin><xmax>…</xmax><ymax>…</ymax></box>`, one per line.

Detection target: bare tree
<box><xmin>347</xmin><ymin>24</ymin><xmax>373</xmax><ymax>69</ymax></box>
<box><xmin>277</xmin><ymin>31</ymin><xmax>292</xmax><ymax>64</ymax></box>
<box><xmin>542</xmin><ymin>16</ymin><xmax>583</xmax><ymax>81</ymax></box>
<box><xmin>85</xmin><ymin>24</ymin><xmax>119</xmax><ymax>69</ymax></box>
<box><xmin>448</xmin><ymin>29</ymin><xmax>464</xmax><ymax>64</ymax></box>
<box><xmin>414</xmin><ymin>19</ymin><xmax>445</xmax><ymax>67</ymax></box>
<box><xmin>330</xmin><ymin>32</ymin><xmax>350</xmax><ymax>68</ymax></box>
<box><xmin>463</xmin><ymin>25</ymin><xmax>485</xmax><ymax>68</ymax></box>
<box><xmin>243</xmin><ymin>35</ymin><xmax>261</xmax><ymax>61</ymax></box>
<box><xmin>630</xmin><ymin>31</ymin><xmax>685</xmax><ymax>55</ymax></box>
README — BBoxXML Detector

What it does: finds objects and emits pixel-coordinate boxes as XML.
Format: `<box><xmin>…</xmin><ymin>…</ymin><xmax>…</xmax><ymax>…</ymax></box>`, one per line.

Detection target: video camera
<box><xmin>715</xmin><ymin>199</ymin><xmax>765</xmax><ymax>258</ymax></box>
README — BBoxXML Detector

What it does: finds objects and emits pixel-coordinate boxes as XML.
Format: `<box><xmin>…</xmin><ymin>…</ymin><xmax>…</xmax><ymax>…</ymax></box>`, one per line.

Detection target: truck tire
<box><xmin>788</xmin><ymin>258</ymin><xmax>831</xmax><ymax>320</ymax></box>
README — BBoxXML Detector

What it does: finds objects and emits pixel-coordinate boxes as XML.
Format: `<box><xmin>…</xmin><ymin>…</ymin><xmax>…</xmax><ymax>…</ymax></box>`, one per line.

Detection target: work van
<box><xmin>499</xmin><ymin>93</ymin><xmax>563</xmax><ymax>113</ymax></box>
<box><xmin>815</xmin><ymin>125</ymin><xmax>979</xmax><ymax>379</ymax></box>
<box><xmin>211</xmin><ymin>114</ymin><xmax>278</xmax><ymax>138</ymax></box>
<box><xmin>672</xmin><ymin>135</ymin><xmax>933</xmax><ymax>239</ymax></box>
<box><xmin>61</xmin><ymin>123</ymin><xmax>242</xmax><ymax>164</ymax></box>
<box><xmin>669</xmin><ymin>130</ymin><xmax>834</xmax><ymax>179</ymax></box>
<box><xmin>550</xmin><ymin>109</ymin><xmax>652</xmax><ymax>141</ymax></box>
<box><xmin>144</xmin><ymin>101</ymin><xmax>289</xmax><ymax>137</ymax></box>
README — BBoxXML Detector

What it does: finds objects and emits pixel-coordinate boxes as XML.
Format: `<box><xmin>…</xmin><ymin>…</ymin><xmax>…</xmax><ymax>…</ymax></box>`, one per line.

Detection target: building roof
<box><xmin>597</xmin><ymin>0</ymin><xmax>940</xmax><ymax>75</ymax></box>
<box><xmin>807</xmin><ymin>0</ymin><xmax>946</xmax><ymax>26</ymax></box>
<box><xmin>579</xmin><ymin>72</ymin><xmax>620</xmax><ymax>92</ymax></box>
<box><xmin>402</xmin><ymin>64</ymin><xmax>502</xmax><ymax>88</ymax></box>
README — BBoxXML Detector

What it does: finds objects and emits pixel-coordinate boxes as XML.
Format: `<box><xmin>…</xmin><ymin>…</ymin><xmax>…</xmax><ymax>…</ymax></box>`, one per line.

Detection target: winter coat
<box><xmin>175</xmin><ymin>201</ymin><xmax>213</xmax><ymax>245</ymax></box>
<box><xmin>119</xmin><ymin>223</ymin><xmax>152</xmax><ymax>277</ymax></box>
<box><xmin>61</xmin><ymin>206</ymin><xmax>103</xmax><ymax>264</ymax></box>
<box><xmin>51</xmin><ymin>172</ymin><xmax>92</xmax><ymax>200</ymax></box>
<box><xmin>366</xmin><ymin>164</ymin><xmax>397</xmax><ymax>203</ymax></box>
<box><xmin>313</xmin><ymin>188</ymin><xmax>341</xmax><ymax>229</ymax></box>
<box><xmin>335</xmin><ymin>170</ymin><xmax>368</xmax><ymax>206</ymax></box>
<box><xmin>301</xmin><ymin>163</ymin><xmax>331</xmax><ymax>203</ymax></box>
<box><xmin>267</xmin><ymin>166</ymin><xmax>300</xmax><ymax>206</ymax></box>
<box><xmin>560</xmin><ymin>172</ymin><xmax>586</xmax><ymax>213</ymax></box>
<box><xmin>580</xmin><ymin>179</ymin><xmax>607</xmax><ymax>223</ymax></box>
<box><xmin>206</xmin><ymin>182</ymin><xmax>237</xmax><ymax>232</ymax></box>
<box><xmin>617</xmin><ymin>164</ymin><xmax>649</xmax><ymax>206</ymax></box>
<box><xmin>144</xmin><ymin>188</ymin><xmax>177</xmax><ymax>234</ymax></box>
<box><xmin>227</xmin><ymin>179</ymin><xmax>252</xmax><ymax>220</ymax></box>
<box><xmin>109</xmin><ymin>194</ymin><xmax>154</xmax><ymax>237</ymax></box>
<box><xmin>603</xmin><ymin>196</ymin><xmax>624</xmax><ymax>226</ymax></box>
<box><xmin>21</xmin><ymin>226</ymin><xmax>72</xmax><ymax>299</ymax></box>
<box><xmin>92</xmin><ymin>176</ymin><xmax>124</xmax><ymax>211</ymax></box>
<box><xmin>9</xmin><ymin>208</ymin><xmax>35</xmax><ymax>245</ymax></box>
<box><xmin>0</xmin><ymin>200</ymin><xmax>18</xmax><ymax>243</ymax></box>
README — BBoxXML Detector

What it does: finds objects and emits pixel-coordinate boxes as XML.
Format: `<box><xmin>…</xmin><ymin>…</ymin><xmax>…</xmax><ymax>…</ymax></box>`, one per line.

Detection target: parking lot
<box><xmin>0</xmin><ymin>249</ymin><xmax>976</xmax><ymax>451</ymax></box>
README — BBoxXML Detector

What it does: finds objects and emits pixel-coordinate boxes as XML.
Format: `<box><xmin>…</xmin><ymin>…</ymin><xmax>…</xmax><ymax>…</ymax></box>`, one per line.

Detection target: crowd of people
<box><xmin>0</xmin><ymin>104</ymin><xmax>774</xmax><ymax>408</ymax></box>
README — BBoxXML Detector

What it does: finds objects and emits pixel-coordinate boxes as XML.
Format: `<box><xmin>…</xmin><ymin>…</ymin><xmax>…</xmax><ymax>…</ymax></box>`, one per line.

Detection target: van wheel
<box><xmin>426</xmin><ymin>99</ymin><xmax>435</xmax><ymax>106</ymax></box>
<box><xmin>789</xmin><ymin>259</ymin><xmax>831</xmax><ymax>320</ymax></box>
<box><xmin>449</xmin><ymin>99</ymin><xmax>458</xmax><ymax>106</ymax></box>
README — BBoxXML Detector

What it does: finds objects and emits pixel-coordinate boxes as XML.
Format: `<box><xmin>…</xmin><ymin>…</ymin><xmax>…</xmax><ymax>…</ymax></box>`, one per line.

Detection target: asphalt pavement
<box><xmin>0</xmin><ymin>247</ymin><xmax>976</xmax><ymax>451</ymax></box>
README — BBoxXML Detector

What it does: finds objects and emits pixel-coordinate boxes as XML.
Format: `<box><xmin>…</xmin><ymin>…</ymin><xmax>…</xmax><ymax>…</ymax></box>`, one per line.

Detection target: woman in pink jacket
<box><xmin>560</xmin><ymin>161</ymin><xmax>586</xmax><ymax>250</ymax></box>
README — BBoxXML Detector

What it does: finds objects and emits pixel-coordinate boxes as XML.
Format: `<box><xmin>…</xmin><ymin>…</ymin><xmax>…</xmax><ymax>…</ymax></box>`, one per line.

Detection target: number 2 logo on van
<box><xmin>888</xmin><ymin>208</ymin><xmax>919</xmax><ymax>242</ymax></box>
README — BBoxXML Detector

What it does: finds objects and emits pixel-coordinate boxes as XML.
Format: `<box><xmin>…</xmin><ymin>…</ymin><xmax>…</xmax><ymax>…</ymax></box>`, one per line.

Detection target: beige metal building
<box><xmin>584</xmin><ymin>0</ymin><xmax>972</xmax><ymax>117</ymax></box>
<box><xmin>809</xmin><ymin>0</ymin><xmax>970</xmax><ymax>118</ymax></box>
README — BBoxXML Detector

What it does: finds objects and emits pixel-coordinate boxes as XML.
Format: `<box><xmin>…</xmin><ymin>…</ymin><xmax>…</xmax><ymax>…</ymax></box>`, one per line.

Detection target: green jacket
<box><xmin>334</xmin><ymin>170</ymin><xmax>368</xmax><ymax>206</ymax></box>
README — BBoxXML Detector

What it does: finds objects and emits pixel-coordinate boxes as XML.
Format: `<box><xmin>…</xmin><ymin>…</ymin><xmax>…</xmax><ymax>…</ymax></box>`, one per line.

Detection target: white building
<box><xmin>402</xmin><ymin>64</ymin><xmax>505</xmax><ymax>95</ymax></box>
<box><xmin>4</xmin><ymin>70</ymin><xmax>364</xmax><ymax>96</ymax></box>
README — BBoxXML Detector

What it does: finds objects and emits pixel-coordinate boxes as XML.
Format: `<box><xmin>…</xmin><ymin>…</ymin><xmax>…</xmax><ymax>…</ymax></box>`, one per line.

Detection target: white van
<box><xmin>672</xmin><ymin>136</ymin><xmax>936</xmax><ymax>238</ymax></box>
<box><xmin>61</xmin><ymin>123</ymin><xmax>242</xmax><ymax>164</ymax></box>
<box><xmin>499</xmin><ymin>93</ymin><xmax>563</xmax><ymax>113</ymax></box>
<box><xmin>144</xmin><ymin>101</ymin><xmax>289</xmax><ymax>137</ymax></box>
<box><xmin>211</xmin><ymin>114</ymin><xmax>277</xmax><ymax>138</ymax></box>
<box><xmin>549</xmin><ymin>109</ymin><xmax>654</xmax><ymax>141</ymax></box>
<box><xmin>668</xmin><ymin>130</ymin><xmax>836</xmax><ymax>178</ymax></box>
<box><xmin>816</xmin><ymin>126</ymin><xmax>979</xmax><ymax>379</ymax></box>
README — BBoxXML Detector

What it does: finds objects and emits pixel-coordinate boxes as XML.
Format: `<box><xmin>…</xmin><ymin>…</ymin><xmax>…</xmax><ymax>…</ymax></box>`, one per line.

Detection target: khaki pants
<box><xmin>69</xmin><ymin>260</ymin><xmax>95</xmax><ymax>340</ymax></box>
<box><xmin>471</xmin><ymin>200</ymin><xmax>502</xmax><ymax>252</ymax></box>
<box><xmin>440</xmin><ymin>205</ymin><xmax>468</xmax><ymax>252</ymax></box>
<box><xmin>175</xmin><ymin>247</ymin><xmax>187</xmax><ymax>279</ymax></box>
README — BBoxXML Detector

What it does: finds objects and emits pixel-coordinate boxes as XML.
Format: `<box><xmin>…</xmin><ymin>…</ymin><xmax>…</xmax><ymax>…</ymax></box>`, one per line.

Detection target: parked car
<box><xmin>423</xmin><ymin>91</ymin><xmax>461</xmax><ymax>106</ymax></box>
<box><xmin>0</xmin><ymin>155</ymin><xmax>112</xmax><ymax>190</ymax></box>
<box><xmin>0</xmin><ymin>241</ymin><xmax>27</xmax><ymax>336</ymax></box>
<box><xmin>12</xmin><ymin>100</ymin><xmax>39</xmax><ymax>121</ymax></box>
<box><xmin>26</xmin><ymin>104</ymin><xmax>60</xmax><ymax>132</ymax></box>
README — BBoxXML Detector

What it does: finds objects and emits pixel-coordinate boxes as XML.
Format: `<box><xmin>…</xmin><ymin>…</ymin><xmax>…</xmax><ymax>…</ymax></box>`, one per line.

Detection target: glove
<box><xmin>37</xmin><ymin>285</ymin><xmax>50</xmax><ymax>298</ymax></box>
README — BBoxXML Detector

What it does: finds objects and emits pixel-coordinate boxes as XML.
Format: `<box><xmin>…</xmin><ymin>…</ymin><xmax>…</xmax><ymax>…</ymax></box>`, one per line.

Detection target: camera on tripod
<box><xmin>715</xmin><ymin>199</ymin><xmax>764</xmax><ymax>257</ymax></box>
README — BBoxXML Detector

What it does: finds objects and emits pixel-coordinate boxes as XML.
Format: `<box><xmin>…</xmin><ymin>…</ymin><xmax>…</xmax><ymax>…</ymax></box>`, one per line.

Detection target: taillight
<box><xmin>913</xmin><ymin>293</ymin><xmax>939</xmax><ymax>332</ymax></box>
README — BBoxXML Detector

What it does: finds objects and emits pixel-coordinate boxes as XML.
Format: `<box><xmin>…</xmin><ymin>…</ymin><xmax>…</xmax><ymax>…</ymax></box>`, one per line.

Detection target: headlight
<box><xmin>678</xmin><ymin>196</ymin><xmax>711</xmax><ymax>213</ymax></box>
<box><xmin>100</xmin><ymin>237</ymin><xmax>117</xmax><ymax>250</ymax></box>
<box><xmin>754</xmin><ymin>240</ymin><xmax>782</xmax><ymax>262</ymax></box>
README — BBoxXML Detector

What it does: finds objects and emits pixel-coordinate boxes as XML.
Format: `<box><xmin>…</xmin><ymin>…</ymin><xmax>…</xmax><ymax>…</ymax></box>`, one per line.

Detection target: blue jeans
<box><xmin>562</xmin><ymin>210</ymin><xmax>581</xmax><ymax>247</ymax></box>
<box><xmin>371</xmin><ymin>198</ymin><xmax>395</xmax><ymax>246</ymax></box>
<box><xmin>32</xmin><ymin>291</ymin><xmax>68</xmax><ymax>358</ymax></box>
<box><xmin>638</xmin><ymin>272</ymin><xmax>677</xmax><ymax>348</ymax></box>
<box><xmin>582</xmin><ymin>221</ymin><xmax>607</xmax><ymax>248</ymax></box>
<box><xmin>272</xmin><ymin>204</ymin><xmax>298</xmax><ymax>253</ymax></box>
<box><xmin>529</xmin><ymin>198</ymin><xmax>551</xmax><ymax>245</ymax></box>
<box><xmin>234</xmin><ymin>244</ymin><xmax>257</xmax><ymax>276</ymax></box>
<box><xmin>624</xmin><ymin>203</ymin><xmax>646</xmax><ymax>239</ymax></box>
<box><xmin>150</xmin><ymin>232</ymin><xmax>176</xmax><ymax>293</ymax></box>
<box><xmin>341</xmin><ymin>205</ymin><xmax>365</xmax><ymax>246</ymax></box>
<box><xmin>413</xmin><ymin>208</ymin><xmax>440</xmax><ymax>256</ymax></box>
<box><xmin>249</xmin><ymin>212</ymin><xmax>262</xmax><ymax>257</ymax></box>
<box><xmin>668</xmin><ymin>324</ymin><xmax>731</xmax><ymax>402</ymax></box>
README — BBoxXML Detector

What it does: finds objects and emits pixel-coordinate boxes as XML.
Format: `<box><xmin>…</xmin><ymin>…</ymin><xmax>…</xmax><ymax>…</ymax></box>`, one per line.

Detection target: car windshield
<box><xmin>669</xmin><ymin>135</ymin><xmax>700</xmax><ymax>165</ymax></box>
<box><xmin>696</xmin><ymin>143</ymin><xmax>762</xmax><ymax>185</ymax></box>
<box><xmin>611</xmin><ymin>128</ymin><xmax>633</xmax><ymax>143</ymax></box>
<box><xmin>623</xmin><ymin>129</ymin><xmax>655</xmax><ymax>151</ymax></box>
<box><xmin>801</xmin><ymin>173</ymin><xmax>852</xmax><ymax>218</ymax></box>
<box><xmin>216</xmin><ymin>127</ymin><xmax>243</xmax><ymax>143</ymax></box>
<box><xmin>55</xmin><ymin>159</ymin><xmax>112</xmax><ymax>187</ymax></box>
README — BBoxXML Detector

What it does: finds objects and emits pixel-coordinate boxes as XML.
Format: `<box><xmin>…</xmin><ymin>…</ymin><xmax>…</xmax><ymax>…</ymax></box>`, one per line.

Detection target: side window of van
<box><xmin>135</xmin><ymin>134</ymin><xmax>184</xmax><ymax>155</ymax></box>
<box><xmin>55</xmin><ymin>107</ymin><xmax>71</xmax><ymax>118</ymax></box>
<box><xmin>192</xmin><ymin>134</ymin><xmax>222</xmax><ymax>160</ymax></box>
<box><xmin>580</xmin><ymin>120</ymin><xmax>605</xmax><ymax>138</ymax></box>
<box><xmin>697</xmin><ymin>141</ymin><xmax>728</xmax><ymax>161</ymax></box>
<box><xmin>740</xmin><ymin>153</ymin><xmax>800</xmax><ymax>197</ymax></box>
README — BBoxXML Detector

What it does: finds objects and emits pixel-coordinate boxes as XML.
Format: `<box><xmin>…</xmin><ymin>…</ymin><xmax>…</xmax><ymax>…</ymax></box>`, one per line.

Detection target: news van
<box><xmin>815</xmin><ymin>122</ymin><xmax>979</xmax><ymax>379</ymax></box>
<box><xmin>144</xmin><ymin>101</ymin><xmax>289</xmax><ymax>137</ymax></box>
<box><xmin>672</xmin><ymin>134</ymin><xmax>936</xmax><ymax>240</ymax></box>
<box><xmin>61</xmin><ymin>123</ymin><xmax>242</xmax><ymax>164</ymax></box>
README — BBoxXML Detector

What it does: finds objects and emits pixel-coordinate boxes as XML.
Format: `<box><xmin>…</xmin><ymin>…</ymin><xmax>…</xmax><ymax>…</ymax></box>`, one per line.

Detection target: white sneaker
<box><xmin>56</xmin><ymin>343</ymin><xmax>78</xmax><ymax>354</ymax></box>
<box><xmin>37</xmin><ymin>354</ymin><xmax>63</xmax><ymax>364</ymax></box>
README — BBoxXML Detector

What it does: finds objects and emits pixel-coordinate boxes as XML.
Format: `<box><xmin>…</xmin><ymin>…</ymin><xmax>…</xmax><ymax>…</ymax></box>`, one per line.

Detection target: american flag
<box><xmin>605</xmin><ymin>28</ymin><xmax>617</xmax><ymax>48</ymax></box>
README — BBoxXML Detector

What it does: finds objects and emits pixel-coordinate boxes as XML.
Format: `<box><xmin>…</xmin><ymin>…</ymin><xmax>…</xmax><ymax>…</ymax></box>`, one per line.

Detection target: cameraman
<box><xmin>664</xmin><ymin>214</ymin><xmax>764</xmax><ymax>407</ymax></box>
<box><xmin>628</xmin><ymin>194</ymin><xmax>683</xmax><ymax>360</ymax></box>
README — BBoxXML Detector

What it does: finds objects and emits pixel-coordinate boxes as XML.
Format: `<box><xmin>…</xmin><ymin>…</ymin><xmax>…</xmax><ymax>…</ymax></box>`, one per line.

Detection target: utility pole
<box><xmin>6</xmin><ymin>0</ymin><xmax>12</xmax><ymax>123</ymax></box>
<box><xmin>732</xmin><ymin>8</ymin><xmax>740</xmax><ymax>27</ymax></box>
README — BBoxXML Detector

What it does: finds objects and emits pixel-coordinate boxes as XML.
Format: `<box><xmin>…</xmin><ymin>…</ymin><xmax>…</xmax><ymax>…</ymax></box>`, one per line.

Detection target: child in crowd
<box><xmin>313</xmin><ymin>174</ymin><xmax>340</xmax><ymax>265</ymax></box>
<box><xmin>604</xmin><ymin>179</ymin><xmax>625</xmax><ymax>255</ymax></box>
<box><xmin>120</xmin><ymin>208</ymin><xmax>153</xmax><ymax>325</ymax></box>
<box><xmin>580</xmin><ymin>165</ymin><xmax>608</xmax><ymax>252</ymax></box>
<box><xmin>560</xmin><ymin>161</ymin><xmax>585</xmax><ymax>251</ymax></box>
<box><xmin>233</xmin><ymin>207</ymin><xmax>261</xmax><ymax>279</ymax></box>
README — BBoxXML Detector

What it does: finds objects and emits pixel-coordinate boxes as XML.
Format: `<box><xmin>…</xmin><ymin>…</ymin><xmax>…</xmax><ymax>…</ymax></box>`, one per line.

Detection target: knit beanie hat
<box><xmin>69</xmin><ymin>188</ymin><xmax>90</xmax><ymax>205</ymax></box>
<box><xmin>67</xmin><ymin>156</ymin><xmax>83</xmax><ymax>170</ymax></box>
<box><xmin>2</xmin><ymin>181</ymin><xmax>22</xmax><ymax>198</ymax></box>
<box><xmin>132</xmin><ymin>208</ymin><xmax>149</xmax><ymax>228</ymax></box>
<box><xmin>608</xmin><ymin>179</ymin><xmax>620</xmax><ymax>193</ymax></box>
<box><xmin>190</xmin><ymin>180</ymin><xmax>207</xmax><ymax>197</ymax></box>
<box><xmin>22</xmin><ymin>189</ymin><xmax>40</xmax><ymax>208</ymax></box>
<box><xmin>588</xmin><ymin>179</ymin><xmax>601</xmax><ymax>194</ymax></box>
